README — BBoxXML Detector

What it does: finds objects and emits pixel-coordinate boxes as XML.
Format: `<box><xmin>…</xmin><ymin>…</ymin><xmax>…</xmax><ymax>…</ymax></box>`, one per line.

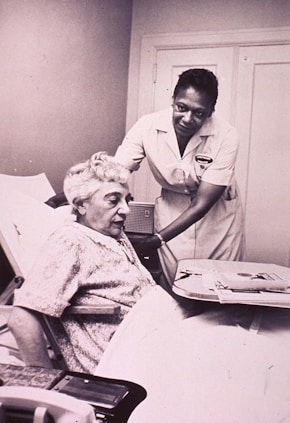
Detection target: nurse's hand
<box><xmin>132</xmin><ymin>234</ymin><xmax>162</xmax><ymax>254</ymax></box>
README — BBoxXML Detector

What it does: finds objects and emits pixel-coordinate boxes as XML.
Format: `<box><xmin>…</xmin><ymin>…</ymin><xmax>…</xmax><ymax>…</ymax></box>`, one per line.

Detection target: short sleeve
<box><xmin>115</xmin><ymin>116</ymin><xmax>148</xmax><ymax>171</ymax></box>
<box><xmin>201</xmin><ymin>126</ymin><xmax>239</xmax><ymax>186</ymax></box>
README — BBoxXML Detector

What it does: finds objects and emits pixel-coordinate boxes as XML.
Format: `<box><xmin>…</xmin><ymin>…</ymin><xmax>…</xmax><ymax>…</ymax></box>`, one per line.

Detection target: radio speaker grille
<box><xmin>125</xmin><ymin>202</ymin><xmax>154</xmax><ymax>234</ymax></box>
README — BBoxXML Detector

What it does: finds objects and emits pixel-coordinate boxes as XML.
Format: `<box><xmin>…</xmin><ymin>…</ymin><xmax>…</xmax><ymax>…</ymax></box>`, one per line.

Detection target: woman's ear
<box><xmin>75</xmin><ymin>200</ymin><xmax>86</xmax><ymax>215</ymax></box>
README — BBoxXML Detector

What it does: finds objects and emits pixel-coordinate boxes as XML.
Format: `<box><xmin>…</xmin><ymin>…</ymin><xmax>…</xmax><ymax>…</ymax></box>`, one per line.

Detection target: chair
<box><xmin>45</xmin><ymin>191</ymin><xmax>68</xmax><ymax>208</ymax></box>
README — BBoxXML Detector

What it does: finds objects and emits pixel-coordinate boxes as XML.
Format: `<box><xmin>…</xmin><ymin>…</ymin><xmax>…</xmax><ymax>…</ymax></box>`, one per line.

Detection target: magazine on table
<box><xmin>172</xmin><ymin>260</ymin><xmax>290</xmax><ymax>308</ymax></box>
<box><xmin>207</xmin><ymin>271</ymin><xmax>290</xmax><ymax>307</ymax></box>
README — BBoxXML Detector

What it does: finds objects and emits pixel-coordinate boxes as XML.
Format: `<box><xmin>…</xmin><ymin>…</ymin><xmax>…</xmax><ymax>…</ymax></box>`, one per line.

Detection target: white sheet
<box><xmin>97</xmin><ymin>283</ymin><xmax>290</xmax><ymax>423</ymax></box>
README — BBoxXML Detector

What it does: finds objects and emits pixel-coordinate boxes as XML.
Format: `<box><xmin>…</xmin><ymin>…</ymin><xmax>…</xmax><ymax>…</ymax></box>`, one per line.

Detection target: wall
<box><xmin>0</xmin><ymin>0</ymin><xmax>132</xmax><ymax>192</ymax></box>
<box><xmin>127</xmin><ymin>0</ymin><xmax>290</xmax><ymax>128</ymax></box>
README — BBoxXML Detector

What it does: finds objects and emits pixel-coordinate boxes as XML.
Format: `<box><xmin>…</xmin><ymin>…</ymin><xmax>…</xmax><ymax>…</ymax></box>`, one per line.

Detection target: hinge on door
<box><xmin>152</xmin><ymin>63</ymin><xmax>157</xmax><ymax>83</ymax></box>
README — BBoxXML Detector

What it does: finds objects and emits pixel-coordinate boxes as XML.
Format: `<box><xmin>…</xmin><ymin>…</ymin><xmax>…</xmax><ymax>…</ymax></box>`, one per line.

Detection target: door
<box><xmin>153</xmin><ymin>47</ymin><xmax>235</xmax><ymax>119</ymax></box>
<box><xmin>132</xmin><ymin>46</ymin><xmax>235</xmax><ymax>202</ymax></box>
<box><xmin>235</xmin><ymin>44</ymin><xmax>290</xmax><ymax>266</ymax></box>
<box><xmin>132</xmin><ymin>40</ymin><xmax>290</xmax><ymax>267</ymax></box>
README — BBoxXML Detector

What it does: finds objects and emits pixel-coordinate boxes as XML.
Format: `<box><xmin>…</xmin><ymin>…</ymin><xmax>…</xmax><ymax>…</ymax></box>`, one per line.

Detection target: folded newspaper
<box><xmin>172</xmin><ymin>261</ymin><xmax>290</xmax><ymax>308</ymax></box>
<box><xmin>206</xmin><ymin>271</ymin><xmax>290</xmax><ymax>307</ymax></box>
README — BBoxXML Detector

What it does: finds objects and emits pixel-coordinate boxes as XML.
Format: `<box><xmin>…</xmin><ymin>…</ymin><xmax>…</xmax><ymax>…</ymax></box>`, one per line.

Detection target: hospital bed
<box><xmin>1</xmin><ymin>173</ymin><xmax>290</xmax><ymax>423</ymax></box>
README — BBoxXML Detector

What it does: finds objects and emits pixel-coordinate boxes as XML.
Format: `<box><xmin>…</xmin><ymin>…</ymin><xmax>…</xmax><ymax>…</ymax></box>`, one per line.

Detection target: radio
<box><xmin>125</xmin><ymin>202</ymin><xmax>155</xmax><ymax>234</ymax></box>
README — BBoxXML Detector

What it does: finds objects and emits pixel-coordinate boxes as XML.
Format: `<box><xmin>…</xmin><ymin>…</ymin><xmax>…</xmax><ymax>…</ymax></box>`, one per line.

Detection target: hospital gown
<box><xmin>13</xmin><ymin>220</ymin><xmax>154</xmax><ymax>373</ymax></box>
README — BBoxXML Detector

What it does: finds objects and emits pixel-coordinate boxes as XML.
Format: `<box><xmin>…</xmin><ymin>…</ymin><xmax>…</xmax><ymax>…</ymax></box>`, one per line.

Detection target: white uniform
<box><xmin>115</xmin><ymin>108</ymin><xmax>245</xmax><ymax>282</ymax></box>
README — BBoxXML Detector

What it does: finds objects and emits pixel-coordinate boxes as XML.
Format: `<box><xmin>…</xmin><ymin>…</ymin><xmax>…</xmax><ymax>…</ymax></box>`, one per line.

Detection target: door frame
<box><xmin>134</xmin><ymin>27</ymin><xmax>290</xmax><ymax>123</ymax></box>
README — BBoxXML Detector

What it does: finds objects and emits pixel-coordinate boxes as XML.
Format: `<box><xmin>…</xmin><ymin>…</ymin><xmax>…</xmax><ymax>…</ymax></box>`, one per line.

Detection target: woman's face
<box><xmin>78</xmin><ymin>181</ymin><xmax>131</xmax><ymax>239</ymax></box>
<box><xmin>172</xmin><ymin>86</ymin><xmax>214</xmax><ymax>139</ymax></box>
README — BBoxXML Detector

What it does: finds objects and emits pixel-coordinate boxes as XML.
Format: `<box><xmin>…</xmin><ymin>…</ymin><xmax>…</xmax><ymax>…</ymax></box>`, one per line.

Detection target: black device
<box><xmin>52</xmin><ymin>374</ymin><xmax>129</xmax><ymax>410</ymax></box>
<box><xmin>0</xmin><ymin>363</ymin><xmax>146</xmax><ymax>423</ymax></box>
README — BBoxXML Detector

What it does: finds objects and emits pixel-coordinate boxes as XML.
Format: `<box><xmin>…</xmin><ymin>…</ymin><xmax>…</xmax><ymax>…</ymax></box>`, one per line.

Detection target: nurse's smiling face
<box><xmin>172</xmin><ymin>86</ymin><xmax>214</xmax><ymax>140</ymax></box>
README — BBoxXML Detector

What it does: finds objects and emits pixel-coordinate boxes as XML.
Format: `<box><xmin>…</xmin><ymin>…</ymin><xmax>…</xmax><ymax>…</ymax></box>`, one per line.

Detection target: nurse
<box><xmin>115</xmin><ymin>68</ymin><xmax>245</xmax><ymax>285</ymax></box>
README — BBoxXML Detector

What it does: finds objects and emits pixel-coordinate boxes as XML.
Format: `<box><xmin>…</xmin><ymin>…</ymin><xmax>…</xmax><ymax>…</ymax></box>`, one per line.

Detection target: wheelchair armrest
<box><xmin>65</xmin><ymin>304</ymin><xmax>120</xmax><ymax>316</ymax></box>
<box><xmin>0</xmin><ymin>276</ymin><xmax>25</xmax><ymax>305</ymax></box>
<box><xmin>41</xmin><ymin>303</ymin><xmax>121</xmax><ymax>370</ymax></box>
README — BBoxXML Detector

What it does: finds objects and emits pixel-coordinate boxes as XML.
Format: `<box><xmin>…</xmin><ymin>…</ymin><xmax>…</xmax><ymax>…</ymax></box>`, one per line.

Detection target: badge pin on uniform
<box><xmin>195</xmin><ymin>153</ymin><xmax>213</xmax><ymax>164</ymax></box>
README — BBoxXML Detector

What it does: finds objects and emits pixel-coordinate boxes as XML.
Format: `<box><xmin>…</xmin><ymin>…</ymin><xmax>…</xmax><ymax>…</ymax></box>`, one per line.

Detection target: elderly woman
<box><xmin>8</xmin><ymin>152</ymin><xmax>160</xmax><ymax>373</ymax></box>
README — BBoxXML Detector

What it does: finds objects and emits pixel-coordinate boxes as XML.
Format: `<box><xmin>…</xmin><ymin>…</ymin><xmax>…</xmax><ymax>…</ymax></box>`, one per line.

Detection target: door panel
<box><xmin>235</xmin><ymin>44</ymin><xmax>290</xmax><ymax>266</ymax></box>
<box><xmin>154</xmin><ymin>47</ymin><xmax>234</xmax><ymax>120</ymax></box>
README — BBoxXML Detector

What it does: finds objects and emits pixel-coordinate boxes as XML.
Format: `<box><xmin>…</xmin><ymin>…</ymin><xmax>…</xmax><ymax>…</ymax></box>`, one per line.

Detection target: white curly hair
<box><xmin>63</xmin><ymin>151</ymin><xmax>130</xmax><ymax>210</ymax></box>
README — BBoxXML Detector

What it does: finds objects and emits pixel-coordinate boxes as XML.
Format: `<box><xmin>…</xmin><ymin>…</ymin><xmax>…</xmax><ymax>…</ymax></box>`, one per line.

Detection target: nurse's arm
<box><xmin>8</xmin><ymin>306</ymin><xmax>53</xmax><ymax>368</ymax></box>
<box><xmin>160</xmin><ymin>180</ymin><xmax>226</xmax><ymax>242</ymax></box>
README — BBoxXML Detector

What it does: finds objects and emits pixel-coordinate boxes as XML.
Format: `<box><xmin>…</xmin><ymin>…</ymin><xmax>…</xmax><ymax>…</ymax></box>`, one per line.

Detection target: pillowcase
<box><xmin>0</xmin><ymin>188</ymin><xmax>72</xmax><ymax>278</ymax></box>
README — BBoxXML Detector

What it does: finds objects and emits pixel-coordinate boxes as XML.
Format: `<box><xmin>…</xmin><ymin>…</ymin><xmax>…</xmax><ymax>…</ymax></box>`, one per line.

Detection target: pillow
<box><xmin>0</xmin><ymin>173</ymin><xmax>55</xmax><ymax>202</ymax></box>
<box><xmin>0</xmin><ymin>188</ymin><xmax>72</xmax><ymax>278</ymax></box>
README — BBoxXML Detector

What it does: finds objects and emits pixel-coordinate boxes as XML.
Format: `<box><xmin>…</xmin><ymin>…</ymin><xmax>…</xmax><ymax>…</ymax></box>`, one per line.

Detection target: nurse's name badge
<box><xmin>195</xmin><ymin>153</ymin><xmax>213</xmax><ymax>165</ymax></box>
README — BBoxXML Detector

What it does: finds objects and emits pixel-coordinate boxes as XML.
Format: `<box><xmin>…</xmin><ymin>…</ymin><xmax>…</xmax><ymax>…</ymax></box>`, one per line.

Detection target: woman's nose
<box><xmin>118</xmin><ymin>201</ymin><xmax>130</xmax><ymax>215</ymax></box>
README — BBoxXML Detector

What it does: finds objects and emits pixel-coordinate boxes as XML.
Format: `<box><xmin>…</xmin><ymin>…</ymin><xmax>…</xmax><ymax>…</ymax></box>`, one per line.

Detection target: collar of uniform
<box><xmin>197</xmin><ymin>115</ymin><xmax>216</xmax><ymax>137</ymax></box>
<box><xmin>153</xmin><ymin>108</ymin><xmax>216</xmax><ymax>158</ymax></box>
<box><xmin>180</xmin><ymin>115</ymin><xmax>216</xmax><ymax>157</ymax></box>
<box><xmin>154</xmin><ymin>107</ymin><xmax>174</xmax><ymax>133</ymax></box>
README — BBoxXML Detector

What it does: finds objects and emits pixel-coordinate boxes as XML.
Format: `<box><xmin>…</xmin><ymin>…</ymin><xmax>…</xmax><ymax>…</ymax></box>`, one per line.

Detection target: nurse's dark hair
<box><xmin>173</xmin><ymin>68</ymin><xmax>218</xmax><ymax>110</ymax></box>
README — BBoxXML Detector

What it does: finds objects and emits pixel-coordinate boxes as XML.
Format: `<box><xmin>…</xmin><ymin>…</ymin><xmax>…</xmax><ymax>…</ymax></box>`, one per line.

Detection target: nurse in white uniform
<box><xmin>115</xmin><ymin>68</ymin><xmax>245</xmax><ymax>284</ymax></box>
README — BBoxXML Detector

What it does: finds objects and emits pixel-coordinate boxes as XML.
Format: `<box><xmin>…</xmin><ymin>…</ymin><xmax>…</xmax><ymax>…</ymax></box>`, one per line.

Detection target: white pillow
<box><xmin>0</xmin><ymin>188</ymin><xmax>72</xmax><ymax>278</ymax></box>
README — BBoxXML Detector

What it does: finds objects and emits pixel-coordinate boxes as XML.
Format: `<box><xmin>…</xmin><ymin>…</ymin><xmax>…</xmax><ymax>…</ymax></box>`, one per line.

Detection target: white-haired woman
<box><xmin>8</xmin><ymin>152</ymin><xmax>168</xmax><ymax>373</ymax></box>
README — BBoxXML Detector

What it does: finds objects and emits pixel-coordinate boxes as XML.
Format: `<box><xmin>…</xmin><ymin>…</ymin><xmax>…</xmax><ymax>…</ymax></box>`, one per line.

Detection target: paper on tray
<box><xmin>215</xmin><ymin>272</ymin><xmax>289</xmax><ymax>290</ymax></box>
